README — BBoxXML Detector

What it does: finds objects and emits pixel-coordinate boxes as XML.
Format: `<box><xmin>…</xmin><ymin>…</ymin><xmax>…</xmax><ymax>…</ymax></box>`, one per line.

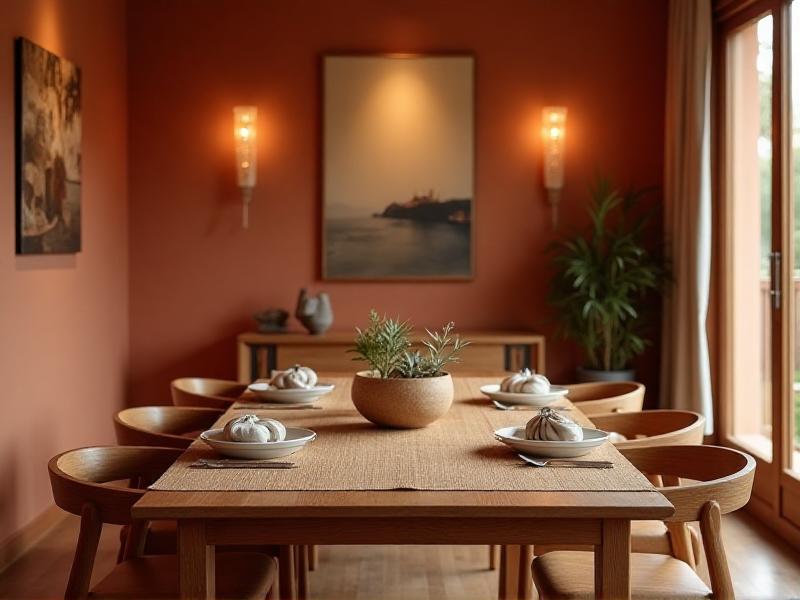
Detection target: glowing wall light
<box><xmin>233</xmin><ymin>106</ymin><xmax>257</xmax><ymax>228</ymax></box>
<box><xmin>542</xmin><ymin>107</ymin><xmax>567</xmax><ymax>228</ymax></box>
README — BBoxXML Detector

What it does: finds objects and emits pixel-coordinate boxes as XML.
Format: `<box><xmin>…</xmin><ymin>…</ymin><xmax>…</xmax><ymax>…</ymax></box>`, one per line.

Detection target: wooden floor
<box><xmin>1</xmin><ymin>511</ymin><xmax>799</xmax><ymax>599</ymax></box>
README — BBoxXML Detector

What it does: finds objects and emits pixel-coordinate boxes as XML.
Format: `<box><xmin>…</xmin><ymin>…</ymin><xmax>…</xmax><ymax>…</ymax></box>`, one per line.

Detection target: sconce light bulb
<box><xmin>239</xmin><ymin>126</ymin><xmax>251</xmax><ymax>140</ymax></box>
<box><xmin>241</xmin><ymin>161</ymin><xmax>250</xmax><ymax>169</ymax></box>
<box><xmin>549</xmin><ymin>127</ymin><xmax>561</xmax><ymax>139</ymax></box>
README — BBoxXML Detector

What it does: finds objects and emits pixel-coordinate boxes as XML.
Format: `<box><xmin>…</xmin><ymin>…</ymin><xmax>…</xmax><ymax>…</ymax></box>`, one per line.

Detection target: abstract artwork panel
<box><xmin>323</xmin><ymin>55</ymin><xmax>474</xmax><ymax>280</ymax></box>
<box><xmin>15</xmin><ymin>38</ymin><xmax>82</xmax><ymax>254</ymax></box>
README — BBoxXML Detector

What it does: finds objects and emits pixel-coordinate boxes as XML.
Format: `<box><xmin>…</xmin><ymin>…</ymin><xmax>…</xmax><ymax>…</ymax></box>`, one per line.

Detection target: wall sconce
<box><xmin>233</xmin><ymin>106</ymin><xmax>257</xmax><ymax>228</ymax></box>
<box><xmin>542</xmin><ymin>106</ymin><xmax>567</xmax><ymax>229</ymax></box>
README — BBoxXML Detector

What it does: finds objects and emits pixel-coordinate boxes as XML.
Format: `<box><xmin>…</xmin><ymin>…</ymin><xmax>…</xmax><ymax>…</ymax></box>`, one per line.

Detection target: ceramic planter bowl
<box><xmin>351</xmin><ymin>371</ymin><xmax>454</xmax><ymax>429</ymax></box>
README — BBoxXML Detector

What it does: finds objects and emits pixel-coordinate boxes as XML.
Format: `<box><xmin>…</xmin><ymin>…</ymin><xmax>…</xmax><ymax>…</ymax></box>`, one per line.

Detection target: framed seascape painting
<box><xmin>15</xmin><ymin>38</ymin><xmax>82</xmax><ymax>254</ymax></box>
<box><xmin>322</xmin><ymin>55</ymin><xmax>474</xmax><ymax>280</ymax></box>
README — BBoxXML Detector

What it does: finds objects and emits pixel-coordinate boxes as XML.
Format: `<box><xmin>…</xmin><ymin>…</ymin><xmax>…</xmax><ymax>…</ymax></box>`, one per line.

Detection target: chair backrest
<box><xmin>171</xmin><ymin>377</ymin><xmax>247</xmax><ymax>409</ymax></box>
<box><xmin>114</xmin><ymin>406</ymin><xmax>224</xmax><ymax>449</ymax></box>
<box><xmin>564</xmin><ymin>381</ymin><xmax>644</xmax><ymax>415</ymax></box>
<box><xmin>620</xmin><ymin>445</ymin><xmax>756</xmax><ymax>598</ymax></box>
<box><xmin>49</xmin><ymin>446</ymin><xmax>182</xmax><ymax>525</ymax></box>
<box><xmin>589</xmin><ymin>410</ymin><xmax>705</xmax><ymax>449</ymax></box>
<box><xmin>49</xmin><ymin>446</ymin><xmax>183</xmax><ymax>599</ymax></box>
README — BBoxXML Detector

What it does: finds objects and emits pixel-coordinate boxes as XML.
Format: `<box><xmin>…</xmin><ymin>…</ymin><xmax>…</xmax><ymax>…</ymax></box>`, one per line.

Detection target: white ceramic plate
<box><xmin>480</xmin><ymin>384</ymin><xmax>568</xmax><ymax>406</ymax></box>
<box><xmin>246</xmin><ymin>382</ymin><xmax>335</xmax><ymax>404</ymax></box>
<box><xmin>494</xmin><ymin>426</ymin><xmax>610</xmax><ymax>458</ymax></box>
<box><xmin>200</xmin><ymin>427</ymin><xmax>317</xmax><ymax>459</ymax></box>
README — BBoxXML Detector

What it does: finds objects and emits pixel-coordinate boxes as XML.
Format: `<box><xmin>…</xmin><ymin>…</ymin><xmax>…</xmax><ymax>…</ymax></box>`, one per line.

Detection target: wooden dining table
<box><xmin>133</xmin><ymin>375</ymin><xmax>673</xmax><ymax>600</ymax></box>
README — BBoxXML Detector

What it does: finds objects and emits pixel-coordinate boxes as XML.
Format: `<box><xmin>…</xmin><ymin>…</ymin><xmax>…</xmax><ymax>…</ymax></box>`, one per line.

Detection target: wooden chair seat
<box><xmin>90</xmin><ymin>552</ymin><xmax>276</xmax><ymax>600</ymax></box>
<box><xmin>530</xmin><ymin>445</ymin><xmax>756</xmax><ymax>600</ymax></box>
<box><xmin>48</xmin><ymin>446</ymin><xmax>278</xmax><ymax>599</ymax></box>
<box><xmin>533</xmin><ymin>520</ymin><xmax>701</xmax><ymax>564</ymax></box>
<box><xmin>531</xmin><ymin>551</ymin><xmax>711</xmax><ymax>599</ymax></box>
<box><xmin>119</xmin><ymin>521</ymin><xmax>282</xmax><ymax>558</ymax></box>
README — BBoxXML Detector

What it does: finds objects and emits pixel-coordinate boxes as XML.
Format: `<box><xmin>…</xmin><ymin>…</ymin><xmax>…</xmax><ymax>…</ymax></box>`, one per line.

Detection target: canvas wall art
<box><xmin>15</xmin><ymin>38</ymin><xmax>82</xmax><ymax>254</ymax></box>
<box><xmin>323</xmin><ymin>55</ymin><xmax>474</xmax><ymax>280</ymax></box>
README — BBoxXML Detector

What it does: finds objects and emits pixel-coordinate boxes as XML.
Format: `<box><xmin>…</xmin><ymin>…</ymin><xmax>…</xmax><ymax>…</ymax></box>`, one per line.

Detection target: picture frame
<box><xmin>15</xmin><ymin>37</ymin><xmax>82</xmax><ymax>255</ymax></box>
<box><xmin>322</xmin><ymin>54</ymin><xmax>475</xmax><ymax>281</ymax></box>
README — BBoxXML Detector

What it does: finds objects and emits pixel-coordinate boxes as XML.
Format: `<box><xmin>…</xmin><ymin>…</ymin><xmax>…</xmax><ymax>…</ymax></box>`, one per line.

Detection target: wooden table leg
<box><xmin>595</xmin><ymin>519</ymin><xmax>630</xmax><ymax>600</ymax></box>
<box><xmin>498</xmin><ymin>544</ymin><xmax>521</xmax><ymax>600</ymax></box>
<box><xmin>517</xmin><ymin>544</ymin><xmax>534</xmax><ymax>600</ymax></box>
<box><xmin>178</xmin><ymin>520</ymin><xmax>214</xmax><ymax>600</ymax></box>
<box><xmin>278</xmin><ymin>545</ymin><xmax>297</xmax><ymax>600</ymax></box>
<box><xmin>309</xmin><ymin>544</ymin><xmax>319</xmax><ymax>571</ymax></box>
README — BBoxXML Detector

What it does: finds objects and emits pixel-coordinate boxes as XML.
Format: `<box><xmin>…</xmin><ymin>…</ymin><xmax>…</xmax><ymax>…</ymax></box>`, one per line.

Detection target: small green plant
<box><xmin>351</xmin><ymin>310</ymin><xmax>470</xmax><ymax>378</ymax></box>
<box><xmin>548</xmin><ymin>178</ymin><xmax>666</xmax><ymax>372</ymax></box>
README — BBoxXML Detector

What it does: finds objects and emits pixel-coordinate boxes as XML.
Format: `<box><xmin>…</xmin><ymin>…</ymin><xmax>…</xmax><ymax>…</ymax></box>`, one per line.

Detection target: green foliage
<box><xmin>548</xmin><ymin>179</ymin><xmax>666</xmax><ymax>371</ymax></box>
<box><xmin>351</xmin><ymin>310</ymin><xmax>470</xmax><ymax>378</ymax></box>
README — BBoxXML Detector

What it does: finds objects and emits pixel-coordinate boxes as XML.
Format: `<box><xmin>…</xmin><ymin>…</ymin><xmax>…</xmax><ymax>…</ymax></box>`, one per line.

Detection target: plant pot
<box><xmin>351</xmin><ymin>371</ymin><xmax>454</xmax><ymax>429</ymax></box>
<box><xmin>576</xmin><ymin>366</ymin><xmax>636</xmax><ymax>383</ymax></box>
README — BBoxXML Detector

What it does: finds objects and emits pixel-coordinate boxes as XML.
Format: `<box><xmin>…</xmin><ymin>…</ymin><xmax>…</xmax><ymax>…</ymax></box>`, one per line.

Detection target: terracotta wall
<box><xmin>127</xmin><ymin>0</ymin><xmax>668</xmax><ymax>405</ymax></box>
<box><xmin>0</xmin><ymin>0</ymin><xmax>128</xmax><ymax>542</ymax></box>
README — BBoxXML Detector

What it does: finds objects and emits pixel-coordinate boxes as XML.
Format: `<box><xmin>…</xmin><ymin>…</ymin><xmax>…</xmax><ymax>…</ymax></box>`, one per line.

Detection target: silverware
<box><xmin>233</xmin><ymin>404</ymin><xmax>322</xmax><ymax>410</ymax></box>
<box><xmin>191</xmin><ymin>459</ymin><xmax>296</xmax><ymax>469</ymax></box>
<box><xmin>492</xmin><ymin>400</ymin><xmax>572</xmax><ymax>412</ymax></box>
<box><xmin>517</xmin><ymin>454</ymin><xmax>613</xmax><ymax>469</ymax></box>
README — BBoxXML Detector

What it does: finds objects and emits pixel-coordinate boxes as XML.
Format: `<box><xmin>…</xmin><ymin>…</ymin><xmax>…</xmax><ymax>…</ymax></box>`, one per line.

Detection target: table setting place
<box><xmin>232</xmin><ymin>364</ymin><xmax>335</xmax><ymax>410</ymax></box>
<box><xmin>149</xmin><ymin>369</ymin><xmax>643</xmax><ymax>488</ymax></box>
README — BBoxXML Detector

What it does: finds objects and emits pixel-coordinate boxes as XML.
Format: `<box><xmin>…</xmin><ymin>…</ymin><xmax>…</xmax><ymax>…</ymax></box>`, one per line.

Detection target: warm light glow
<box><xmin>233</xmin><ymin>106</ymin><xmax>258</xmax><ymax>228</ymax></box>
<box><xmin>542</xmin><ymin>107</ymin><xmax>567</xmax><ymax>189</ymax></box>
<box><xmin>542</xmin><ymin>106</ymin><xmax>567</xmax><ymax>228</ymax></box>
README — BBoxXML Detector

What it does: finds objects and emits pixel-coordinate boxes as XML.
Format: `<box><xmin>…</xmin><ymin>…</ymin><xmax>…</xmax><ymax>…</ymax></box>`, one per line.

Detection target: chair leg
<box><xmin>309</xmin><ymin>544</ymin><xmax>319</xmax><ymax>571</ymax></box>
<box><xmin>278</xmin><ymin>545</ymin><xmax>297</xmax><ymax>600</ymax></box>
<box><xmin>296</xmin><ymin>545</ymin><xmax>309</xmax><ymax>600</ymax></box>
<box><xmin>667</xmin><ymin>522</ymin><xmax>697</xmax><ymax>569</ymax></box>
<box><xmin>489</xmin><ymin>544</ymin><xmax>500</xmax><ymax>570</ymax></box>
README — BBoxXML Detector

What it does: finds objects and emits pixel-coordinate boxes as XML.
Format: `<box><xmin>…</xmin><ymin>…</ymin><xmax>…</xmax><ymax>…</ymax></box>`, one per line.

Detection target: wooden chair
<box><xmin>48</xmin><ymin>446</ymin><xmax>277</xmax><ymax>600</ymax></box>
<box><xmin>114</xmin><ymin>406</ymin><xmax>223</xmax><ymax>449</ymax></box>
<box><xmin>534</xmin><ymin>411</ymin><xmax>707</xmax><ymax>564</ymax></box>
<box><xmin>112</xmin><ymin>408</ymin><xmax>300</xmax><ymax>598</ymax></box>
<box><xmin>563</xmin><ymin>381</ymin><xmax>645</xmax><ymax>416</ymax></box>
<box><xmin>531</xmin><ymin>444</ymin><xmax>756</xmax><ymax>599</ymax></box>
<box><xmin>171</xmin><ymin>377</ymin><xmax>247</xmax><ymax>409</ymax></box>
<box><xmin>498</xmin><ymin>409</ymin><xmax>707</xmax><ymax>598</ymax></box>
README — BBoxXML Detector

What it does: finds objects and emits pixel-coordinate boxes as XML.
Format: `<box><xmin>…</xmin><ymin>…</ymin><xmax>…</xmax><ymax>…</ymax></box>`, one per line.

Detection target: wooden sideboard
<box><xmin>236</xmin><ymin>331</ymin><xmax>546</xmax><ymax>382</ymax></box>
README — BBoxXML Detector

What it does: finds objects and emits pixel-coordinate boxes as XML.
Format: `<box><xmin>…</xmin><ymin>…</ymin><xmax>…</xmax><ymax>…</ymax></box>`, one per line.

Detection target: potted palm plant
<box><xmin>548</xmin><ymin>179</ymin><xmax>666</xmax><ymax>382</ymax></box>
<box><xmin>350</xmin><ymin>311</ymin><xmax>469</xmax><ymax>428</ymax></box>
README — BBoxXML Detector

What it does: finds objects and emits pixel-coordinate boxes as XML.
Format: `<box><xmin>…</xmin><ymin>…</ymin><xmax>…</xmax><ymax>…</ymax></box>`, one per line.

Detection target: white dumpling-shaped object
<box><xmin>270</xmin><ymin>365</ymin><xmax>318</xmax><ymax>389</ymax></box>
<box><xmin>500</xmin><ymin>368</ymin><xmax>551</xmax><ymax>394</ymax></box>
<box><xmin>524</xmin><ymin>407</ymin><xmax>583</xmax><ymax>442</ymax></box>
<box><xmin>223</xmin><ymin>414</ymin><xmax>287</xmax><ymax>443</ymax></box>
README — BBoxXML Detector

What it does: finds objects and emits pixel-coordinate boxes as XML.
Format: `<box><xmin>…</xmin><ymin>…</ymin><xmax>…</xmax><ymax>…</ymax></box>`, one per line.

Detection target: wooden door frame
<box><xmin>713</xmin><ymin>0</ymin><xmax>800</xmax><ymax>546</ymax></box>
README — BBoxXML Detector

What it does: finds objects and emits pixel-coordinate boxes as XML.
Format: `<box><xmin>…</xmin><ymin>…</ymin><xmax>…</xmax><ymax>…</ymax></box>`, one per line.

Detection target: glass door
<box><xmin>719</xmin><ymin>0</ymin><xmax>800</xmax><ymax>539</ymax></box>
<box><xmin>726</xmin><ymin>13</ymin><xmax>777</xmax><ymax>463</ymax></box>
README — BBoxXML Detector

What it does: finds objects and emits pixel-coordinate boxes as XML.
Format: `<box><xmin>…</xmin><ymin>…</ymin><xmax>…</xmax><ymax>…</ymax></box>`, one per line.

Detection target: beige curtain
<box><xmin>660</xmin><ymin>0</ymin><xmax>713</xmax><ymax>433</ymax></box>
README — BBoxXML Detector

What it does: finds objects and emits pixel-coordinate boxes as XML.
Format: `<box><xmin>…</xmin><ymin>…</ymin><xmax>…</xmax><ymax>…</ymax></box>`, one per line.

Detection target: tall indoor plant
<box><xmin>549</xmin><ymin>179</ymin><xmax>666</xmax><ymax>381</ymax></box>
<box><xmin>349</xmin><ymin>311</ymin><xmax>469</xmax><ymax>428</ymax></box>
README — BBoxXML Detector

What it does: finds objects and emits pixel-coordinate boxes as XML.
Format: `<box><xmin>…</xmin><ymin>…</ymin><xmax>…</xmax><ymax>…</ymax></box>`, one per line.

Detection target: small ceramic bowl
<box><xmin>493</xmin><ymin>426</ymin><xmax>609</xmax><ymax>458</ymax></box>
<box><xmin>246</xmin><ymin>382</ymin><xmax>335</xmax><ymax>404</ymax></box>
<box><xmin>200</xmin><ymin>427</ymin><xmax>316</xmax><ymax>459</ymax></box>
<box><xmin>480</xmin><ymin>384</ymin><xmax>568</xmax><ymax>407</ymax></box>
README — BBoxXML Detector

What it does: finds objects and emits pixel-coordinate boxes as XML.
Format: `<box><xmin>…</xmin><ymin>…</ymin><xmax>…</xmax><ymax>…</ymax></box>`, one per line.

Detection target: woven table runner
<box><xmin>150</xmin><ymin>377</ymin><xmax>655</xmax><ymax>492</ymax></box>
